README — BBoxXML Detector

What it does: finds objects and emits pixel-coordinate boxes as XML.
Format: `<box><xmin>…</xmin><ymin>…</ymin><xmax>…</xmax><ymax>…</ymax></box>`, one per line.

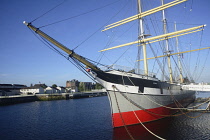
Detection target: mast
<box><xmin>161</xmin><ymin>0</ymin><xmax>173</xmax><ymax>83</ymax></box>
<box><xmin>138</xmin><ymin>0</ymin><xmax>148</xmax><ymax>76</ymax></box>
<box><xmin>175</xmin><ymin>22</ymin><xmax>183</xmax><ymax>83</ymax></box>
<box><xmin>23</xmin><ymin>21</ymin><xmax>101</xmax><ymax>72</ymax></box>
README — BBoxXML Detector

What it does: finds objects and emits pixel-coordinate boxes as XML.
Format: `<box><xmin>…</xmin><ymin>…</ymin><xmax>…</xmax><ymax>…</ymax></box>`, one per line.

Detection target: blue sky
<box><xmin>0</xmin><ymin>0</ymin><xmax>210</xmax><ymax>87</ymax></box>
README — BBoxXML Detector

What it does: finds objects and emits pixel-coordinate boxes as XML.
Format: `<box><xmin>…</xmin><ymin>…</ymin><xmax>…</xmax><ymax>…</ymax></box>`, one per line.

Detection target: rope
<box><xmin>138</xmin><ymin>88</ymin><xmax>209</xmax><ymax>111</ymax></box>
<box><xmin>190</xmin><ymin>0</ymin><xmax>194</xmax><ymax>11</ymax></box>
<box><xmin>148</xmin><ymin>43</ymin><xmax>169</xmax><ymax>81</ymax></box>
<box><xmin>33</xmin><ymin>24</ymin><xmax>207</xmax><ymax>116</ymax></box>
<box><xmin>98</xmin><ymin>21</ymin><xmax>137</xmax><ymax>67</ymax></box>
<box><xmin>29</xmin><ymin>28</ymin><xmax>97</xmax><ymax>83</ymax></box>
<box><xmin>169</xmin><ymin>90</ymin><xmax>209</xmax><ymax>118</ymax></box>
<box><xmin>112</xmin><ymin>74</ymin><xmax>209</xmax><ymax>139</ymax></box>
<box><xmin>72</xmin><ymin>0</ymin><xmax>128</xmax><ymax>51</ymax></box>
<box><xmin>181</xmin><ymin>59</ymin><xmax>194</xmax><ymax>82</ymax></box>
<box><xmin>112</xmin><ymin>86</ymin><xmax>135</xmax><ymax>140</ymax></box>
<box><xmin>125</xmin><ymin>73</ymin><xmax>209</xmax><ymax>115</ymax></box>
<box><xmin>192</xmin><ymin>29</ymin><xmax>204</xmax><ymax>80</ymax></box>
<box><xmin>130</xmin><ymin>105</ymin><xmax>166</xmax><ymax>140</ymax></box>
<box><xmin>38</xmin><ymin>0</ymin><xmax>121</xmax><ymax>28</ymax></box>
<box><xmin>124</xmin><ymin>76</ymin><xmax>186</xmax><ymax>117</ymax></box>
<box><xmin>121</xmin><ymin>74</ymin><xmax>166</xmax><ymax>140</ymax></box>
<box><xmin>31</xmin><ymin>0</ymin><xmax>67</xmax><ymax>23</ymax></box>
<box><xmin>195</xmin><ymin>48</ymin><xmax>210</xmax><ymax>81</ymax></box>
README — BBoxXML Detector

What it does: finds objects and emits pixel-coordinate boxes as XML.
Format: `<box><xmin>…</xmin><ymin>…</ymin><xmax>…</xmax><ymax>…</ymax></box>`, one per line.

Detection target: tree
<box><xmin>95</xmin><ymin>83</ymin><xmax>103</xmax><ymax>89</ymax></box>
<box><xmin>79</xmin><ymin>82</ymin><xmax>85</xmax><ymax>92</ymax></box>
<box><xmin>183</xmin><ymin>77</ymin><xmax>190</xmax><ymax>84</ymax></box>
<box><xmin>52</xmin><ymin>84</ymin><xmax>57</xmax><ymax>88</ymax></box>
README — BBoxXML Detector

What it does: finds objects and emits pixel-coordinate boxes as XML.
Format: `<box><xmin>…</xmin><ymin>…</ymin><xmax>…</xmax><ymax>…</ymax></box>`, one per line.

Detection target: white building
<box><xmin>0</xmin><ymin>84</ymin><xmax>27</xmax><ymax>96</ymax></box>
<box><xmin>20</xmin><ymin>84</ymin><xmax>46</xmax><ymax>95</ymax></box>
<box><xmin>45</xmin><ymin>86</ymin><xmax>66</xmax><ymax>94</ymax></box>
<box><xmin>182</xmin><ymin>83</ymin><xmax>210</xmax><ymax>91</ymax></box>
<box><xmin>57</xmin><ymin>86</ymin><xmax>66</xmax><ymax>93</ymax></box>
<box><xmin>65</xmin><ymin>87</ymin><xmax>78</xmax><ymax>93</ymax></box>
<box><xmin>45</xmin><ymin>87</ymin><xmax>59</xmax><ymax>94</ymax></box>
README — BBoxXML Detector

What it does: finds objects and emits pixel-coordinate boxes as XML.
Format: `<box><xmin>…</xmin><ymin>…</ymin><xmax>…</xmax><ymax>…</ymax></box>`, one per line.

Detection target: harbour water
<box><xmin>0</xmin><ymin>92</ymin><xmax>209</xmax><ymax>140</ymax></box>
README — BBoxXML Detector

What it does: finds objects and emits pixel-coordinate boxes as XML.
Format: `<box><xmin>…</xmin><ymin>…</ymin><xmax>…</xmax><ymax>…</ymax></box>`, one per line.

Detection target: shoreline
<box><xmin>0</xmin><ymin>92</ymin><xmax>107</xmax><ymax>106</ymax></box>
<box><xmin>0</xmin><ymin>93</ymin><xmax>207</xmax><ymax>106</ymax></box>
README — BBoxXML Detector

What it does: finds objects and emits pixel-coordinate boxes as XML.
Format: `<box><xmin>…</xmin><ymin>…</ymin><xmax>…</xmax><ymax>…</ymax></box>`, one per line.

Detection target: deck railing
<box><xmin>100</xmin><ymin>64</ymin><xmax>156</xmax><ymax>77</ymax></box>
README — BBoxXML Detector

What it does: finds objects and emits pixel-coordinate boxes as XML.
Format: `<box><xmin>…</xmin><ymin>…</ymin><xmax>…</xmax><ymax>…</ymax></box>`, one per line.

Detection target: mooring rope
<box><xmin>121</xmin><ymin>74</ymin><xmax>166</xmax><ymax>140</ymax></box>
<box><xmin>112</xmin><ymin>75</ymin><xmax>209</xmax><ymax>139</ymax></box>
<box><xmin>126</xmin><ymin>73</ymin><xmax>210</xmax><ymax>112</ymax></box>
<box><xmin>124</xmin><ymin>74</ymin><xmax>188</xmax><ymax>117</ymax></box>
<box><xmin>112</xmin><ymin>85</ymin><xmax>135</xmax><ymax>140</ymax></box>
<box><xmin>169</xmin><ymin>90</ymin><xmax>208</xmax><ymax>118</ymax></box>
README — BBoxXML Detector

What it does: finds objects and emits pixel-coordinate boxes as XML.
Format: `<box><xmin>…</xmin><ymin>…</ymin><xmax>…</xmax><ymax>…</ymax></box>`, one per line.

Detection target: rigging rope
<box><xmin>29</xmin><ymin>28</ymin><xmax>97</xmax><ymax>82</ymax></box>
<box><xmin>30</xmin><ymin>0</ymin><xmax>124</xmax><ymax>55</ymax></box>
<box><xmin>192</xmin><ymin>28</ymin><xmax>204</xmax><ymax>80</ymax></box>
<box><xmin>169</xmin><ymin>90</ymin><xmax>208</xmax><ymax>119</ymax></box>
<box><xmin>148</xmin><ymin>43</ymin><xmax>169</xmax><ymax>81</ymax></box>
<box><xmin>181</xmin><ymin>59</ymin><xmax>193</xmax><ymax>82</ymax></box>
<box><xmin>121</xmin><ymin>74</ymin><xmax>166</xmax><ymax>140</ymax></box>
<box><xmin>112</xmin><ymin>87</ymin><xmax>135</xmax><ymax>140</ymax></box>
<box><xmin>72</xmin><ymin>0</ymin><xmax>129</xmax><ymax>51</ymax></box>
<box><xmin>125</xmin><ymin>73</ymin><xmax>209</xmax><ymax>115</ymax></box>
<box><xmin>149</xmin><ymin>17</ymin><xmax>167</xmax><ymax>81</ymax></box>
<box><xmin>195</xmin><ymin>48</ymin><xmax>210</xmax><ymax>81</ymax></box>
<box><xmin>190</xmin><ymin>0</ymin><xmax>194</xmax><ymax>11</ymax></box>
<box><xmin>38</xmin><ymin>0</ymin><xmax>121</xmax><ymax>29</ymax></box>
<box><xmin>171</xmin><ymin>55</ymin><xmax>184</xmax><ymax>81</ymax></box>
<box><xmin>31</xmin><ymin>0</ymin><xmax>67</xmax><ymax>23</ymax></box>
<box><xmin>98</xmin><ymin>22</ymin><xmax>137</xmax><ymax>67</ymax></box>
<box><xmin>29</xmin><ymin>28</ymin><xmax>67</xmax><ymax>57</ymax></box>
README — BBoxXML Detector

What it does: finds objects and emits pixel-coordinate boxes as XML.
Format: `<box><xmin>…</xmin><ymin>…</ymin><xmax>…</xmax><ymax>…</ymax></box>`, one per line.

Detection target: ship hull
<box><xmin>108</xmin><ymin>90</ymin><xmax>195</xmax><ymax>127</ymax></box>
<box><xmin>91</xmin><ymin>70</ymin><xmax>196</xmax><ymax>128</ymax></box>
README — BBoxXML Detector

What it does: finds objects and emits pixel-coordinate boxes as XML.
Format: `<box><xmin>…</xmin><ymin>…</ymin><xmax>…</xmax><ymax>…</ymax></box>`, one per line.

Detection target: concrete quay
<box><xmin>69</xmin><ymin>91</ymin><xmax>107</xmax><ymax>99</ymax></box>
<box><xmin>0</xmin><ymin>95</ymin><xmax>37</xmax><ymax>106</ymax></box>
<box><xmin>0</xmin><ymin>92</ymin><xmax>107</xmax><ymax>105</ymax></box>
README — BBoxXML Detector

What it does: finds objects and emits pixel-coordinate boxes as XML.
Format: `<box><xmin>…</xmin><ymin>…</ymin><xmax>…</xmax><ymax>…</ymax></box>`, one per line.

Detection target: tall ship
<box><xmin>23</xmin><ymin>0</ymin><xmax>209</xmax><ymax>128</ymax></box>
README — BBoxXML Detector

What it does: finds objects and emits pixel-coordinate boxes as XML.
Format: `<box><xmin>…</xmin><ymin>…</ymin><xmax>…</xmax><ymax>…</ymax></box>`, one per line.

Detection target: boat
<box><xmin>23</xmin><ymin>0</ymin><xmax>209</xmax><ymax>128</ymax></box>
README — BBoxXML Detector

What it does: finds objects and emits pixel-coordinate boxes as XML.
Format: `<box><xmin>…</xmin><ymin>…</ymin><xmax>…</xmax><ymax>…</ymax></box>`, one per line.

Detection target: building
<box><xmin>57</xmin><ymin>86</ymin><xmax>66</xmax><ymax>93</ymax></box>
<box><xmin>182</xmin><ymin>83</ymin><xmax>210</xmax><ymax>91</ymax></box>
<box><xmin>45</xmin><ymin>87</ymin><xmax>58</xmax><ymax>94</ymax></box>
<box><xmin>66</xmin><ymin>79</ymin><xmax>79</xmax><ymax>92</ymax></box>
<box><xmin>66</xmin><ymin>79</ymin><xmax>94</xmax><ymax>92</ymax></box>
<box><xmin>20</xmin><ymin>84</ymin><xmax>47</xmax><ymax>95</ymax></box>
<box><xmin>0</xmin><ymin>84</ymin><xmax>27</xmax><ymax>96</ymax></box>
<box><xmin>79</xmin><ymin>82</ymin><xmax>93</xmax><ymax>91</ymax></box>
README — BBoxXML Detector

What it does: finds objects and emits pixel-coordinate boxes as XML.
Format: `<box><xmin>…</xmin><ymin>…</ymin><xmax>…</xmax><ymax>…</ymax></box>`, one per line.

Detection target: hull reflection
<box><xmin>113</xmin><ymin>118</ymin><xmax>172</xmax><ymax>140</ymax></box>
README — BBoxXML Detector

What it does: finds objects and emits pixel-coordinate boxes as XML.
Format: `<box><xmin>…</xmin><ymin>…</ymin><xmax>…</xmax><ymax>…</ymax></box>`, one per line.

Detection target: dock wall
<box><xmin>0</xmin><ymin>95</ymin><xmax>37</xmax><ymax>106</ymax></box>
<box><xmin>0</xmin><ymin>92</ymin><xmax>107</xmax><ymax>105</ymax></box>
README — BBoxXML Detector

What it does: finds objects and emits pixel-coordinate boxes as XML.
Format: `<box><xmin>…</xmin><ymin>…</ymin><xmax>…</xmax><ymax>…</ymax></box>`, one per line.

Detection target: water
<box><xmin>0</xmin><ymin>97</ymin><xmax>113</xmax><ymax>140</ymax></box>
<box><xmin>0</xmin><ymin>92</ymin><xmax>209</xmax><ymax>140</ymax></box>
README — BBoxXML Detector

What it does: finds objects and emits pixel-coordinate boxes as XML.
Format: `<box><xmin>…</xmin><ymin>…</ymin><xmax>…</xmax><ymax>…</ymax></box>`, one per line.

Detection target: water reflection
<box><xmin>113</xmin><ymin>109</ymin><xmax>210</xmax><ymax>139</ymax></box>
<box><xmin>113</xmin><ymin>92</ymin><xmax>210</xmax><ymax>140</ymax></box>
<box><xmin>113</xmin><ymin>118</ymin><xmax>172</xmax><ymax>140</ymax></box>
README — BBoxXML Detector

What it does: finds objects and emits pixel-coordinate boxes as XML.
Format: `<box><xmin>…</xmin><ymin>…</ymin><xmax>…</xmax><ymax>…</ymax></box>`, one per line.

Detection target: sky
<box><xmin>0</xmin><ymin>0</ymin><xmax>210</xmax><ymax>87</ymax></box>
